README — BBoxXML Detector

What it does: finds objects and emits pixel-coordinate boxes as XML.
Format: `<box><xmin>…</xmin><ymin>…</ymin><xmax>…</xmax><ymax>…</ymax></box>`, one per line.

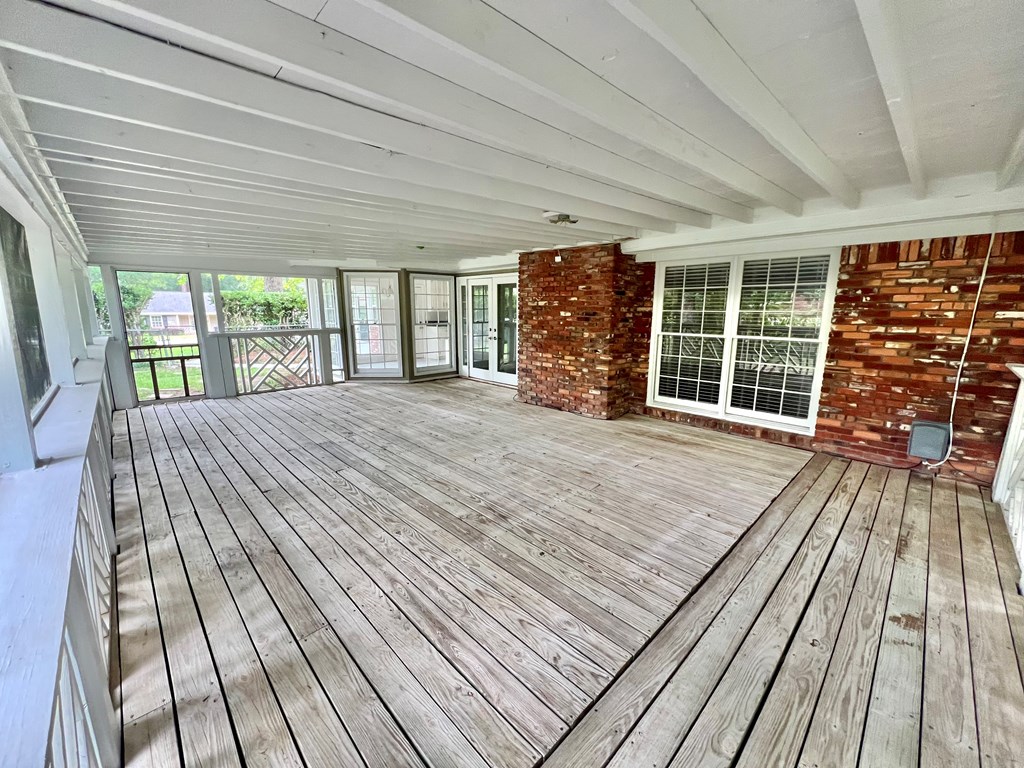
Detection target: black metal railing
<box><xmin>128</xmin><ymin>343</ymin><xmax>202</xmax><ymax>400</ymax></box>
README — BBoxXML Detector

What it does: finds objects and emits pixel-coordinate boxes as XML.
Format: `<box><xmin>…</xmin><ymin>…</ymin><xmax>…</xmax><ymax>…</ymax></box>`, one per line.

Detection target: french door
<box><xmin>462</xmin><ymin>274</ymin><xmax>518</xmax><ymax>386</ymax></box>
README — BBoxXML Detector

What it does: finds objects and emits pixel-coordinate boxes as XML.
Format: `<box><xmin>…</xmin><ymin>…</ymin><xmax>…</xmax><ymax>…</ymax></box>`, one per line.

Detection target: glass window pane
<box><xmin>412</xmin><ymin>275</ymin><xmax>454</xmax><ymax>373</ymax></box>
<box><xmin>217</xmin><ymin>273</ymin><xmax>310</xmax><ymax>331</ymax></box>
<box><xmin>346</xmin><ymin>273</ymin><xmax>402</xmax><ymax>375</ymax></box>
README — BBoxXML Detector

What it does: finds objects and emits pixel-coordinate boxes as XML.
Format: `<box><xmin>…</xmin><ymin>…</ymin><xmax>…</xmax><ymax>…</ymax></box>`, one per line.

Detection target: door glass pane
<box><xmin>460</xmin><ymin>284</ymin><xmax>467</xmax><ymax>371</ymax></box>
<box><xmin>496</xmin><ymin>282</ymin><xmax>517</xmax><ymax>375</ymax></box>
<box><xmin>412</xmin><ymin>275</ymin><xmax>453</xmax><ymax>372</ymax></box>
<box><xmin>116</xmin><ymin>270</ymin><xmax>204</xmax><ymax>401</ymax></box>
<box><xmin>471</xmin><ymin>284</ymin><xmax>489</xmax><ymax>371</ymax></box>
<box><xmin>347</xmin><ymin>273</ymin><xmax>401</xmax><ymax>375</ymax></box>
<box><xmin>657</xmin><ymin>262</ymin><xmax>730</xmax><ymax>405</ymax></box>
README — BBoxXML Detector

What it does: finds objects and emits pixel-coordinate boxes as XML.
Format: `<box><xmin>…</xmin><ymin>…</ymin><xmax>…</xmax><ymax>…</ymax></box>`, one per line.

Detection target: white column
<box><xmin>99</xmin><ymin>264</ymin><xmax>136</xmax><ymax>410</ymax></box>
<box><xmin>53</xmin><ymin>243</ymin><xmax>88</xmax><ymax>364</ymax></box>
<box><xmin>74</xmin><ymin>263</ymin><xmax>99</xmax><ymax>342</ymax></box>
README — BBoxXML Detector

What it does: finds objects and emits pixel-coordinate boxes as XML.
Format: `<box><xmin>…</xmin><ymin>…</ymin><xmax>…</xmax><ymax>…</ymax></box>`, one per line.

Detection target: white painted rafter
<box><xmin>608</xmin><ymin>0</ymin><xmax>861</xmax><ymax>208</ymax></box>
<box><xmin>335</xmin><ymin>0</ymin><xmax>804</xmax><ymax>214</ymax></box>
<box><xmin>852</xmin><ymin>0</ymin><xmax>927</xmax><ymax>197</ymax></box>
<box><xmin>19</xmin><ymin>112</ymin><xmax>633</xmax><ymax>240</ymax></box>
<box><xmin>0</xmin><ymin>1</ymin><xmax>704</xmax><ymax>232</ymax></box>
<box><xmin>49</xmin><ymin>0</ymin><xmax>753</xmax><ymax>222</ymax></box>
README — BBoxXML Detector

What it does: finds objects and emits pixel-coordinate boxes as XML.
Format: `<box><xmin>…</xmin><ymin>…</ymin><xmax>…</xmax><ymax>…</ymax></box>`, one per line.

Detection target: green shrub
<box><xmin>220</xmin><ymin>290</ymin><xmax>308</xmax><ymax>329</ymax></box>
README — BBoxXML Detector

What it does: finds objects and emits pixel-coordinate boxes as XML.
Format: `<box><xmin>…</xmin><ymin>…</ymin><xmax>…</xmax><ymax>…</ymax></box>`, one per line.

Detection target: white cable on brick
<box><xmin>924</xmin><ymin>231</ymin><xmax>996</xmax><ymax>468</ymax></box>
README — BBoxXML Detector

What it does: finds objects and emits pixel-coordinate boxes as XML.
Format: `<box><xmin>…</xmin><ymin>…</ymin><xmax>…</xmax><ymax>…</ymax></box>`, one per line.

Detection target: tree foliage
<box><xmin>220</xmin><ymin>290</ymin><xmax>309</xmax><ymax>329</ymax></box>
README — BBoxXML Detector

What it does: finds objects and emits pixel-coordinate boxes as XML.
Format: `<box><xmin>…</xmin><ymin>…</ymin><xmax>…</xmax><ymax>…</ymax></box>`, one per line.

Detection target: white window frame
<box><xmin>409</xmin><ymin>273</ymin><xmax>456</xmax><ymax>376</ymax></box>
<box><xmin>149</xmin><ymin>314</ymin><xmax>164</xmax><ymax>329</ymax></box>
<box><xmin>647</xmin><ymin>248</ymin><xmax>839</xmax><ymax>436</ymax></box>
<box><xmin>342</xmin><ymin>271</ymin><xmax>404</xmax><ymax>378</ymax></box>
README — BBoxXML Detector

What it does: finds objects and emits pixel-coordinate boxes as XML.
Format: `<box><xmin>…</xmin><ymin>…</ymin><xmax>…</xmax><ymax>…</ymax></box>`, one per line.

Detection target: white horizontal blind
<box><xmin>656</xmin><ymin>262</ymin><xmax>730</xmax><ymax>405</ymax></box>
<box><xmin>728</xmin><ymin>255</ymin><xmax>831</xmax><ymax>421</ymax></box>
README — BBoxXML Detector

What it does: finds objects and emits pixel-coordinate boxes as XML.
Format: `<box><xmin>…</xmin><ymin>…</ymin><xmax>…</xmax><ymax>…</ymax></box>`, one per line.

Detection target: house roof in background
<box><xmin>142</xmin><ymin>291</ymin><xmax>215</xmax><ymax>315</ymax></box>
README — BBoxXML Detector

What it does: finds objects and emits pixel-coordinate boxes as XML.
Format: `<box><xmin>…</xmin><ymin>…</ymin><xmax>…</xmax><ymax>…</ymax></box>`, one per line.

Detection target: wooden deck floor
<box><xmin>545</xmin><ymin>456</ymin><xmax>1024</xmax><ymax>768</ymax></box>
<box><xmin>111</xmin><ymin>380</ymin><xmax>1024</xmax><ymax>767</ymax></box>
<box><xmin>111</xmin><ymin>379</ymin><xmax>809</xmax><ymax>767</ymax></box>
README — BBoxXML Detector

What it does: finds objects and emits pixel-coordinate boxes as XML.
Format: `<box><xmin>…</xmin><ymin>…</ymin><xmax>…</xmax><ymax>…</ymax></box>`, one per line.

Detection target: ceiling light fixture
<box><xmin>542</xmin><ymin>211</ymin><xmax>579</xmax><ymax>225</ymax></box>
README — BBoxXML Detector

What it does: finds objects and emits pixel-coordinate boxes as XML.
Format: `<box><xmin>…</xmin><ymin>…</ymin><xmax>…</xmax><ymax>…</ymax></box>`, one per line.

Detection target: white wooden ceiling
<box><xmin>0</xmin><ymin>0</ymin><xmax>1021</xmax><ymax>270</ymax></box>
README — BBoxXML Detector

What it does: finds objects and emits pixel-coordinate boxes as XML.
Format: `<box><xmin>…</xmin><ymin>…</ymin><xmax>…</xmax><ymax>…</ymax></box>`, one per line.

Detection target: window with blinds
<box><xmin>650</xmin><ymin>252</ymin><xmax>835</xmax><ymax>433</ymax></box>
<box><xmin>656</xmin><ymin>262</ymin><xmax>730</xmax><ymax>404</ymax></box>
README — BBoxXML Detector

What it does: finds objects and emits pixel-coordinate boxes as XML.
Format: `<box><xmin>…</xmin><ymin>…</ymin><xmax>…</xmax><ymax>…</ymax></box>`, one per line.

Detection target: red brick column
<box><xmin>517</xmin><ymin>243</ymin><xmax>652</xmax><ymax>418</ymax></box>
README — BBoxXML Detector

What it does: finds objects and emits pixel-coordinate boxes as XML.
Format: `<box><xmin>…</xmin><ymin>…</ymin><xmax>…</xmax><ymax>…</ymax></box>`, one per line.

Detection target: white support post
<box><xmin>74</xmin><ymin>263</ymin><xmax>99</xmax><ymax>342</ymax></box>
<box><xmin>99</xmin><ymin>264</ymin><xmax>136</xmax><ymax>410</ymax></box>
<box><xmin>53</xmin><ymin>243</ymin><xmax>88</xmax><ymax>365</ymax></box>
<box><xmin>188</xmin><ymin>268</ymin><xmax>225</xmax><ymax>399</ymax></box>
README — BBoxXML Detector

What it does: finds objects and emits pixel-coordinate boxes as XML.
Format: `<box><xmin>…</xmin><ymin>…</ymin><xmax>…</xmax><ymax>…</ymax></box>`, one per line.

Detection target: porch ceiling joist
<box><xmin>42</xmin><ymin>164</ymin><xmax>619</xmax><ymax>253</ymax></box>
<box><xmin>20</xmin><ymin>119</ymin><xmax>631</xmax><ymax>242</ymax></box>
<box><xmin>80</xmin><ymin>234</ymin><xmax>487</xmax><ymax>260</ymax></box>
<box><xmin>851</xmin><ymin>0</ymin><xmax>926</xmax><ymax>198</ymax></box>
<box><xmin>77</xmin><ymin>234</ymin><xmax>494</xmax><ymax>262</ymax></box>
<box><xmin>44</xmin><ymin>0</ymin><xmax>753</xmax><ymax>223</ymax></box>
<box><xmin>69</xmin><ymin>212</ymin><xmax>554</xmax><ymax>251</ymax></box>
<box><xmin>0</xmin><ymin>2</ymin><xmax>706</xmax><ymax>233</ymax></box>
<box><xmin>330</xmin><ymin>0</ymin><xmax>805</xmax><ymax>215</ymax></box>
<box><xmin>61</xmin><ymin>195</ymin><xmax>599</xmax><ymax>250</ymax></box>
<box><xmin>606</xmin><ymin>0</ymin><xmax>861</xmax><ymax>208</ymax></box>
<box><xmin>73</xmin><ymin>222</ymin><xmax>537</xmax><ymax>255</ymax></box>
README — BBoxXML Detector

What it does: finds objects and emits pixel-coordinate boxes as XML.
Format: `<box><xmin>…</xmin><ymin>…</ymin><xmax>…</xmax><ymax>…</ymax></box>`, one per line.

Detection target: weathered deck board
<box><xmin>114</xmin><ymin>380</ymin><xmax>807</xmax><ymax>767</ymax></box>
<box><xmin>114</xmin><ymin>380</ymin><xmax>1023</xmax><ymax>768</ymax></box>
<box><xmin>545</xmin><ymin>454</ymin><xmax>1024</xmax><ymax>768</ymax></box>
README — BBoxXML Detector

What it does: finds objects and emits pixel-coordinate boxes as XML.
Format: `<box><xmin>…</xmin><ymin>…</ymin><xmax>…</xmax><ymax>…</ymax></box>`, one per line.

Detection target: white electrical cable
<box><xmin>923</xmin><ymin>231</ymin><xmax>996</xmax><ymax>468</ymax></box>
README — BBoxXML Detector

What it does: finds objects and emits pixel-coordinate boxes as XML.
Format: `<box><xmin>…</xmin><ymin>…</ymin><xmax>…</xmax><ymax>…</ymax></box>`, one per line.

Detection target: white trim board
<box><xmin>625</xmin><ymin>182</ymin><xmax>1024</xmax><ymax>259</ymax></box>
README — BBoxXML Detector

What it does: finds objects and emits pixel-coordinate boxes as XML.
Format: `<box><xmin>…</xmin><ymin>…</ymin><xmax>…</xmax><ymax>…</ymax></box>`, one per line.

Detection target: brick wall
<box><xmin>814</xmin><ymin>232</ymin><xmax>1024</xmax><ymax>482</ymax></box>
<box><xmin>517</xmin><ymin>243</ymin><xmax>652</xmax><ymax>418</ymax></box>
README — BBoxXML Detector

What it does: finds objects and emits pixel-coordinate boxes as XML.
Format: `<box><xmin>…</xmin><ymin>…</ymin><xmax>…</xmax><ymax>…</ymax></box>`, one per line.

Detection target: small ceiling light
<box><xmin>543</xmin><ymin>211</ymin><xmax>579</xmax><ymax>225</ymax></box>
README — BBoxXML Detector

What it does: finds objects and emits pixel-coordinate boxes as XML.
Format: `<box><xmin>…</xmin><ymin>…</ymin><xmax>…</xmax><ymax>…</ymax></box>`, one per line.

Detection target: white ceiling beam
<box><xmin>72</xmin><ymin>216</ymin><xmax>545</xmax><ymax>251</ymax></box>
<box><xmin>15</xmin><ymin>93</ymin><xmax>644</xmax><ymax>238</ymax></box>
<box><xmin>42</xmin><ymin>161</ymin><xmax>616</xmax><ymax>250</ymax></box>
<box><xmin>57</xmin><ymin>184</ymin><xmax>612</xmax><ymax>251</ymax></box>
<box><xmin>28</xmin><ymin>139</ymin><xmax>621</xmax><ymax>241</ymax></box>
<box><xmin>64</xmin><ymin>198</ymin><xmax>592</xmax><ymax>247</ymax></box>
<box><xmin>63</xmin><ymin>196</ymin><xmax>603</xmax><ymax>249</ymax></box>
<box><xmin>21</xmin><ymin>118</ymin><xmax>630</xmax><ymax>240</ymax></box>
<box><xmin>623</xmin><ymin>184</ymin><xmax>1024</xmax><ymax>256</ymax></box>
<box><xmin>997</xmin><ymin>124</ymin><xmax>1024</xmax><ymax>190</ymax></box>
<box><xmin>336</xmin><ymin>0</ymin><xmax>803</xmax><ymax>214</ymax></box>
<box><xmin>0</xmin><ymin>3</ymin><xmax>702</xmax><ymax>231</ymax></box>
<box><xmin>50</xmin><ymin>0</ymin><xmax>752</xmax><ymax>222</ymax></box>
<box><xmin>73</xmin><ymin>223</ymin><xmax>532</xmax><ymax>255</ymax></box>
<box><xmin>78</xmin><ymin>231</ymin><xmax>493</xmax><ymax>259</ymax></box>
<box><xmin>86</xmin><ymin>248</ymin><xmax>466</xmax><ymax>273</ymax></box>
<box><xmin>78</xmin><ymin>233</ymin><xmax>494</xmax><ymax>261</ymax></box>
<box><xmin>851</xmin><ymin>0</ymin><xmax>926</xmax><ymax>198</ymax></box>
<box><xmin>608</xmin><ymin>0</ymin><xmax>861</xmax><ymax>208</ymax></box>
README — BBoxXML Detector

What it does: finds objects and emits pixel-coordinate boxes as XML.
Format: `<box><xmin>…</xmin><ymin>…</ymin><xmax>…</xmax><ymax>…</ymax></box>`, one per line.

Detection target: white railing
<box><xmin>0</xmin><ymin>342</ymin><xmax>118</xmax><ymax>768</ymax></box>
<box><xmin>993</xmin><ymin>363</ymin><xmax>1024</xmax><ymax>587</ymax></box>
<box><xmin>212</xmin><ymin>328</ymin><xmax>343</xmax><ymax>395</ymax></box>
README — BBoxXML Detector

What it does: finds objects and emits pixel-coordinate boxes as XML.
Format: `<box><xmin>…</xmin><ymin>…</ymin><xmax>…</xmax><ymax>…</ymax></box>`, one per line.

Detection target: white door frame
<box><xmin>457</xmin><ymin>273</ymin><xmax>518</xmax><ymax>386</ymax></box>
